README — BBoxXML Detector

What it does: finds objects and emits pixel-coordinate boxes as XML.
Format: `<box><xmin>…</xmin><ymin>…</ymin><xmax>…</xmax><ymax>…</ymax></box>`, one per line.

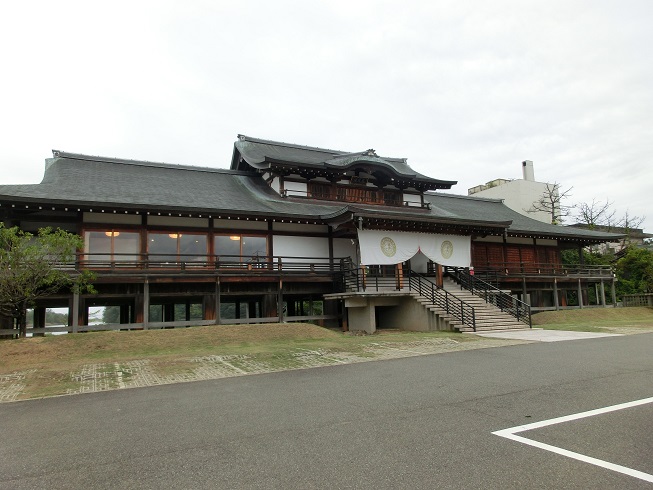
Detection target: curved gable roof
<box><xmin>232</xmin><ymin>135</ymin><xmax>456</xmax><ymax>190</ymax></box>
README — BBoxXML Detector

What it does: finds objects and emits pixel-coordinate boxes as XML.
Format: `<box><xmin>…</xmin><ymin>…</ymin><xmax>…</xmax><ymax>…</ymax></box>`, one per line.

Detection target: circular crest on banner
<box><xmin>441</xmin><ymin>240</ymin><xmax>454</xmax><ymax>259</ymax></box>
<box><xmin>380</xmin><ymin>237</ymin><xmax>397</xmax><ymax>257</ymax></box>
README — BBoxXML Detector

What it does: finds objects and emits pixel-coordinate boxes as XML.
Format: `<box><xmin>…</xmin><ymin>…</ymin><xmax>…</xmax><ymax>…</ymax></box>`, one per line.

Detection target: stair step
<box><xmin>409</xmin><ymin>279</ymin><xmax>530</xmax><ymax>333</ymax></box>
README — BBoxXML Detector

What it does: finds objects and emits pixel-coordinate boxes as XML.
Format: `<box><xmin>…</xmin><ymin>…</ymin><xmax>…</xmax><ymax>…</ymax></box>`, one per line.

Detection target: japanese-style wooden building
<box><xmin>0</xmin><ymin>135</ymin><xmax>620</xmax><ymax>336</ymax></box>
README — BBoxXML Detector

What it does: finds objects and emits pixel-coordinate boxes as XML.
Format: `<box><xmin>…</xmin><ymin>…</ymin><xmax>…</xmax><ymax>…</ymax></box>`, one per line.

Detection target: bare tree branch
<box><xmin>526</xmin><ymin>182</ymin><xmax>573</xmax><ymax>224</ymax></box>
<box><xmin>574</xmin><ymin>198</ymin><xmax>616</xmax><ymax>229</ymax></box>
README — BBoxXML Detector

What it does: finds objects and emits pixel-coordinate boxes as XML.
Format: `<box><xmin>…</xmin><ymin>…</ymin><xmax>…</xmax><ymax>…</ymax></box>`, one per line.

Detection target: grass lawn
<box><xmin>532</xmin><ymin>306</ymin><xmax>653</xmax><ymax>333</ymax></box>
<box><xmin>2</xmin><ymin>308</ymin><xmax>651</xmax><ymax>401</ymax></box>
<box><xmin>0</xmin><ymin>325</ymin><xmax>480</xmax><ymax>400</ymax></box>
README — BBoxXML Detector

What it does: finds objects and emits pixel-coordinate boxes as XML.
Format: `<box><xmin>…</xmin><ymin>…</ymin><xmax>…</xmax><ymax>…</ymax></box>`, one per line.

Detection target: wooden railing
<box><xmin>473</xmin><ymin>262</ymin><xmax>613</xmax><ymax>277</ymax></box>
<box><xmin>280</xmin><ymin>188</ymin><xmax>430</xmax><ymax>209</ymax></box>
<box><xmin>622</xmin><ymin>294</ymin><xmax>653</xmax><ymax>307</ymax></box>
<box><xmin>71</xmin><ymin>253</ymin><xmax>343</xmax><ymax>276</ymax></box>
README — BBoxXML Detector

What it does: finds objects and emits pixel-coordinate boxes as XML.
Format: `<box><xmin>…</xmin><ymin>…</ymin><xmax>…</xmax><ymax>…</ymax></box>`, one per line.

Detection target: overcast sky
<box><xmin>2</xmin><ymin>1</ymin><xmax>651</xmax><ymax>228</ymax></box>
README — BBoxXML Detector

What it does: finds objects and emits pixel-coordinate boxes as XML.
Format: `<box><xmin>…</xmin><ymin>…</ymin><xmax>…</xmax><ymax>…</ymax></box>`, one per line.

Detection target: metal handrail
<box><xmin>336</xmin><ymin>266</ymin><xmax>476</xmax><ymax>331</ymax></box>
<box><xmin>447</xmin><ymin>268</ymin><xmax>532</xmax><ymax>327</ymax></box>
<box><xmin>407</xmin><ymin>271</ymin><xmax>477</xmax><ymax>331</ymax></box>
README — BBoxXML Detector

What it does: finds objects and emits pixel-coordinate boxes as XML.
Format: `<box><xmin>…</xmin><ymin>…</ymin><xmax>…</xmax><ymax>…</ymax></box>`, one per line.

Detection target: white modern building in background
<box><xmin>468</xmin><ymin>161</ymin><xmax>556</xmax><ymax>224</ymax></box>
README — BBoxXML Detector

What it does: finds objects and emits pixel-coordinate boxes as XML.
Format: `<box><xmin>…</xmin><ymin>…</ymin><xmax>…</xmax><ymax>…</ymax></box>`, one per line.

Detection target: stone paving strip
<box><xmin>0</xmin><ymin>370</ymin><xmax>36</xmax><ymax>402</ymax></box>
<box><xmin>0</xmin><ymin>338</ymin><xmax>526</xmax><ymax>401</ymax></box>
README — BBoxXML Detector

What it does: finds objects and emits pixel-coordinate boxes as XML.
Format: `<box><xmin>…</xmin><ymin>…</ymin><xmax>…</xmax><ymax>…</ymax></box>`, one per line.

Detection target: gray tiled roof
<box><xmin>232</xmin><ymin>135</ymin><xmax>456</xmax><ymax>188</ymax></box>
<box><xmin>0</xmin><ymin>152</ymin><xmax>344</xmax><ymax>219</ymax></box>
<box><xmin>0</xmin><ymin>150</ymin><xmax>621</xmax><ymax>243</ymax></box>
<box><xmin>424</xmin><ymin>193</ymin><xmax>623</xmax><ymax>242</ymax></box>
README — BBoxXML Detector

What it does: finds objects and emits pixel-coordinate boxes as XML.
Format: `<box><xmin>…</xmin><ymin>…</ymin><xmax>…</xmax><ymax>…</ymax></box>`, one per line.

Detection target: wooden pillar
<box><xmin>328</xmin><ymin>226</ymin><xmax>334</xmax><ymax>272</ymax></box>
<box><xmin>203</xmin><ymin>294</ymin><xmax>216</xmax><ymax>322</ymax></box>
<box><xmin>120</xmin><ymin>304</ymin><xmax>130</xmax><ymax>324</ymax></box>
<box><xmin>553</xmin><ymin>278</ymin><xmax>559</xmax><ymax>310</ymax></box>
<box><xmin>72</xmin><ymin>291</ymin><xmax>79</xmax><ymax>333</ymax></box>
<box><xmin>33</xmin><ymin>306</ymin><xmax>46</xmax><ymax>337</ymax></box>
<box><xmin>341</xmin><ymin>300</ymin><xmax>348</xmax><ymax>332</ymax></box>
<box><xmin>164</xmin><ymin>304</ymin><xmax>175</xmax><ymax>322</ymax></box>
<box><xmin>278</xmin><ymin>279</ymin><xmax>284</xmax><ymax>322</ymax></box>
<box><xmin>82</xmin><ymin>299</ymin><xmax>89</xmax><ymax>327</ymax></box>
<box><xmin>287</xmin><ymin>298</ymin><xmax>295</xmax><ymax>317</ymax></box>
<box><xmin>215</xmin><ymin>278</ymin><xmax>221</xmax><ymax>325</ymax></box>
<box><xmin>248</xmin><ymin>300</ymin><xmax>257</xmax><ymax>319</ymax></box>
<box><xmin>522</xmin><ymin>277</ymin><xmax>528</xmax><ymax>305</ymax></box>
<box><xmin>436</xmin><ymin>264</ymin><xmax>443</xmax><ymax>288</ymax></box>
<box><xmin>600</xmin><ymin>280</ymin><xmax>606</xmax><ymax>306</ymax></box>
<box><xmin>143</xmin><ymin>280</ymin><xmax>149</xmax><ymax>329</ymax></box>
<box><xmin>577</xmin><ymin>279</ymin><xmax>583</xmax><ymax>309</ymax></box>
<box><xmin>560</xmin><ymin>289</ymin><xmax>568</xmax><ymax>307</ymax></box>
<box><xmin>396</xmin><ymin>263</ymin><xmax>404</xmax><ymax>290</ymax></box>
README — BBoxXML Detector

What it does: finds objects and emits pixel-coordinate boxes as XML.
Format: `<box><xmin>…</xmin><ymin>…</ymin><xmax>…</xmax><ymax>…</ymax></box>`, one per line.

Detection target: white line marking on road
<box><xmin>493</xmin><ymin>396</ymin><xmax>653</xmax><ymax>483</ymax></box>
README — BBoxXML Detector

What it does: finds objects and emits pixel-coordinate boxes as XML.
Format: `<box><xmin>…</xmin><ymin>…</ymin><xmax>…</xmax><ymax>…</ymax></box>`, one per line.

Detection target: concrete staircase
<box><xmin>407</xmin><ymin>277</ymin><xmax>529</xmax><ymax>333</ymax></box>
<box><xmin>441</xmin><ymin>278</ymin><xmax>529</xmax><ymax>332</ymax></box>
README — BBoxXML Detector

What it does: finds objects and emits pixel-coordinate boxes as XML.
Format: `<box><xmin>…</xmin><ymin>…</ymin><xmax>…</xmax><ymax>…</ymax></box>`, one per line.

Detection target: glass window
<box><xmin>148</xmin><ymin>233</ymin><xmax>178</xmax><ymax>262</ymax></box>
<box><xmin>179</xmin><ymin>234</ymin><xmax>207</xmax><ymax>262</ymax></box>
<box><xmin>215</xmin><ymin>235</ymin><xmax>243</xmax><ymax>262</ymax></box>
<box><xmin>148</xmin><ymin>232</ymin><xmax>207</xmax><ymax>263</ymax></box>
<box><xmin>242</xmin><ymin>236</ymin><xmax>267</xmax><ymax>262</ymax></box>
<box><xmin>85</xmin><ymin>232</ymin><xmax>111</xmax><ymax>262</ymax></box>
<box><xmin>113</xmin><ymin>232</ymin><xmax>140</xmax><ymax>262</ymax></box>
<box><xmin>215</xmin><ymin>235</ymin><xmax>267</xmax><ymax>263</ymax></box>
<box><xmin>84</xmin><ymin>231</ymin><xmax>140</xmax><ymax>263</ymax></box>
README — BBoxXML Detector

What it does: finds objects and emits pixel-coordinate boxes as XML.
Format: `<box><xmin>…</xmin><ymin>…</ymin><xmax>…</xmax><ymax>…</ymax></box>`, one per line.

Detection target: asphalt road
<box><xmin>1</xmin><ymin>333</ymin><xmax>652</xmax><ymax>489</ymax></box>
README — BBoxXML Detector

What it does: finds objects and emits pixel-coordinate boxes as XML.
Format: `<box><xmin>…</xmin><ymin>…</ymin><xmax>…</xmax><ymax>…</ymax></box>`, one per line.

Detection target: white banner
<box><xmin>357</xmin><ymin>230</ymin><xmax>471</xmax><ymax>268</ymax></box>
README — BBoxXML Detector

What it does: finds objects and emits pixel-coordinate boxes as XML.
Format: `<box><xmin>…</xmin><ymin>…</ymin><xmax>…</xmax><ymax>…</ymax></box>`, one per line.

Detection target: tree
<box><xmin>614</xmin><ymin>246</ymin><xmax>653</xmax><ymax>296</ymax></box>
<box><xmin>615</xmin><ymin>210</ymin><xmax>646</xmax><ymax>251</ymax></box>
<box><xmin>526</xmin><ymin>182</ymin><xmax>573</xmax><ymax>224</ymax></box>
<box><xmin>0</xmin><ymin>225</ymin><xmax>95</xmax><ymax>338</ymax></box>
<box><xmin>574</xmin><ymin>198</ymin><xmax>616</xmax><ymax>230</ymax></box>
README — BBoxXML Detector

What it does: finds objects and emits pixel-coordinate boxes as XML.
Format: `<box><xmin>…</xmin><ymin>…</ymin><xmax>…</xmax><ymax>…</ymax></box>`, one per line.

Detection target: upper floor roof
<box><xmin>231</xmin><ymin>135</ymin><xmax>457</xmax><ymax>192</ymax></box>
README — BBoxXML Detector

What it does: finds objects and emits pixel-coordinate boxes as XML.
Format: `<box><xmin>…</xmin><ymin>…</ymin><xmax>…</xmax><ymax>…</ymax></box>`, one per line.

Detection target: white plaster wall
<box><xmin>147</xmin><ymin>216</ymin><xmax>209</xmax><ymax>228</ymax></box>
<box><xmin>273</xmin><ymin>223</ymin><xmax>329</xmax><ymax>233</ymax></box>
<box><xmin>473</xmin><ymin>235</ymin><xmax>504</xmax><ymax>243</ymax></box>
<box><xmin>333</xmin><ymin>237</ymin><xmax>356</xmax><ymax>261</ymax></box>
<box><xmin>213</xmin><ymin>219</ymin><xmax>267</xmax><ymax>231</ymax></box>
<box><xmin>270</xmin><ymin>177</ymin><xmax>280</xmax><ymax>194</ymax></box>
<box><xmin>506</xmin><ymin>236</ymin><xmax>535</xmax><ymax>245</ymax></box>
<box><xmin>535</xmin><ymin>238</ymin><xmax>558</xmax><ymax>246</ymax></box>
<box><xmin>403</xmin><ymin>193</ymin><xmax>422</xmax><ymax>206</ymax></box>
<box><xmin>284</xmin><ymin>181</ymin><xmax>307</xmax><ymax>195</ymax></box>
<box><xmin>471</xmin><ymin>180</ymin><xmax>554</xmax><ymax>223</ymax></box>
<box><xmin>83</xmin><ymin>212</ymin><xmax>141</xmax><ymax>225</ymax></box>
<box><xmin>273</xmin><ymin>235</ymin><xmax>330</xmax><ymax>262</ymax></box>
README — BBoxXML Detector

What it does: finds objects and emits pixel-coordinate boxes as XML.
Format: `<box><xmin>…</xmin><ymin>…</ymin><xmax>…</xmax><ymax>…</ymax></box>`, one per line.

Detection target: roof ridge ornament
<box><xmin>363</xmin><ymin>149</ymin><xmax>378</xmax><ymax>157</ymax></box>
